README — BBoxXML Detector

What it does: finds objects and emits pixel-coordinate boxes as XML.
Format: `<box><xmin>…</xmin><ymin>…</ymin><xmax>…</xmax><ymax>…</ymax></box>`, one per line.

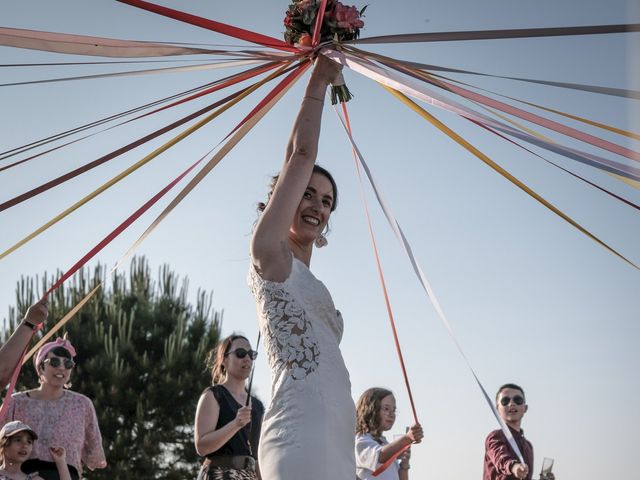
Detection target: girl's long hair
<box><xmin>0</xmin><ymin>436</ymin><xmax>8</xmax><ymax>463</ymax></box>
<box><xmin>356</xmin><ymin>387</ymin><xmax>393</xmax><ymax>437</ymax></box>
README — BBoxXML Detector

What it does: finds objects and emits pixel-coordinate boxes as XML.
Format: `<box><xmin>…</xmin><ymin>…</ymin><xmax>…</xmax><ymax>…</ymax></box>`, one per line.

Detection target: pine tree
<box><xmin>1</xmin><ymin>257</ymin><xmax>222</xmax><ymax>479</ymax></box>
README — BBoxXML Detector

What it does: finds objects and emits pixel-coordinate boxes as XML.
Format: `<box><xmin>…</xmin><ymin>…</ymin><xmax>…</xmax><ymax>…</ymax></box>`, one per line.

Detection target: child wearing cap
<box><xmin>0</xmin><ymin>421</ymin><xmax>71</xmax><ymax>480</ymax></box>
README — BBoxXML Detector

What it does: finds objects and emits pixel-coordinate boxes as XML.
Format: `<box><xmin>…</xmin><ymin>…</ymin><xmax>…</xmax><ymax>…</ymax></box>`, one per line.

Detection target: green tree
<box><xmin>1</xmin><ymin>257</ymin><xmax>222</xmax><ymax>479</ymax></box>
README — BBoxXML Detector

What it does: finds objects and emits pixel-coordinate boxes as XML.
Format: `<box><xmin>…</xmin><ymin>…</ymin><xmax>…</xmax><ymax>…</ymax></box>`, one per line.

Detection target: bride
<box><xmin>248</xmin><ymin>55</ymin><xmax>356</xmax><ymax>479</ymax></box>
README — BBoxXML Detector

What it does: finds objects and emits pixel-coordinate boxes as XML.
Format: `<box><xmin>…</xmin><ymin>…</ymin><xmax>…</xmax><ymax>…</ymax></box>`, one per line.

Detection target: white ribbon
<box><xmin>321</xmin><ymin>48</ymin><xmax>640</xmax><ymax>181</ymax></box>
<box><xmin>333</xmin><ymin>105</ymin><xmax>526</xmax><ymax>465</ymax></box>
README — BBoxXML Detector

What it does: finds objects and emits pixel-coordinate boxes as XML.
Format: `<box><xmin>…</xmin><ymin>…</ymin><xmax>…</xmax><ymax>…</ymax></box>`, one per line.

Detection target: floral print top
<box><xmin>5</xmin><ymin>390</ymin><xmax>107</xmax><ymax>473</ymax></box>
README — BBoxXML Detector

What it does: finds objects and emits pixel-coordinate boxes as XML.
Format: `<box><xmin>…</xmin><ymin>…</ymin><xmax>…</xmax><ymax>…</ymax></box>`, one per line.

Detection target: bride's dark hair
<box><xmin>257</xmin><ymin>164</ymin><xmax>338</xmax><ymax>213</ymax></box>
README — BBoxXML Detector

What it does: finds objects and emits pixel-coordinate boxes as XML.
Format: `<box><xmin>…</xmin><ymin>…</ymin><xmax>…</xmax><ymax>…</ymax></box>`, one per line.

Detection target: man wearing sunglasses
<box><xmin>483</xmin><ymin>383</ymin><xmax>551</xmax><ymax>480</ymax></box>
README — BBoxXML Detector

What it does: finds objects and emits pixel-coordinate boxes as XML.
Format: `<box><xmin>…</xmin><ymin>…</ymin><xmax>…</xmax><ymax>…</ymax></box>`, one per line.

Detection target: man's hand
<box><xmin>511</xmin><ymin>462</ymin><xmax>529</xmax><ymax>479</ymax></box>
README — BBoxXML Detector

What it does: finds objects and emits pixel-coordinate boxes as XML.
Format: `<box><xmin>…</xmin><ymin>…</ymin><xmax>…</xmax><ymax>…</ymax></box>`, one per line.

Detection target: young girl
<box><xmin>355</xmin><ymin>388</ymin><xmax>424</xmax><ymax>480</ymax></box>
<box><xmin>0</xmin><ymin>421</ymin><xmax>71</xmax><ymax>480</ymax></box>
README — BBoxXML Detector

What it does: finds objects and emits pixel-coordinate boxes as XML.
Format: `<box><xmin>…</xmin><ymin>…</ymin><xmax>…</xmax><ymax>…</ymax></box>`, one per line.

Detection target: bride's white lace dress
<box><xmin>248</xmin><ymin>257</ymin><xmax>356</xmax><ymax>479</ymax></box>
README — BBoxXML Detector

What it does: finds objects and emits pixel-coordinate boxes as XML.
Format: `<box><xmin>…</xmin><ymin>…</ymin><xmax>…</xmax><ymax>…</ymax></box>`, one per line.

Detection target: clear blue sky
<box><xmin>1</xmin><ymin>1</ymin><xmax>639</xmax><ymax>478</ymax></box>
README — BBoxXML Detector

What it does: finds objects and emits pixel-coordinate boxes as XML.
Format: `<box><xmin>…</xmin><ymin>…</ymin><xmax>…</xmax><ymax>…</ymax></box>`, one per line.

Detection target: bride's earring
<box><xmin>314</xmin><ymin>234</ymin><xmax>328</xmax><ymax>248</ymax></box>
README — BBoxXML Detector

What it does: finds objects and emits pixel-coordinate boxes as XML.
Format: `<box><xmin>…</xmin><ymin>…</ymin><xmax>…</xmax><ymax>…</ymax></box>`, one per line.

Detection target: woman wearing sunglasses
<box><xmin>3</xmin><ymin>338</ymin><xmax>106</xmax><ymax>480</ymax></box>
<box><xmin>194</xmin><ymin>334</ymin><xmax>264</xmax><ymax>480</ymax></box>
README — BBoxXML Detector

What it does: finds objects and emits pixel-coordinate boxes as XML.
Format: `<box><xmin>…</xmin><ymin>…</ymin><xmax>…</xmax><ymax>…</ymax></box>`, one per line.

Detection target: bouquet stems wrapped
<box><xmin>330</xmin><ymin>71</ymin><xmax>353</xmax><ymax>104</ymax></box>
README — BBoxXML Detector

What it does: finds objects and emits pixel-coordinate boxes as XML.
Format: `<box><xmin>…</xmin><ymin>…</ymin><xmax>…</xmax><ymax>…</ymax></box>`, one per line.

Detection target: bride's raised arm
<box><xmin>251</xmin><ymin>55</ymin><xmax>341</xmax><ymax>282</ymax></box>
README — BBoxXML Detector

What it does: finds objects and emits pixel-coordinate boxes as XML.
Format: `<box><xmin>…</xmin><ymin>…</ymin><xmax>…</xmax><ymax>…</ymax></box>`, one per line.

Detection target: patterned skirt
<box><xmin>198</xmin><ymin>466</ymin><xmax>258</xmax><ymax>480</ymax></box>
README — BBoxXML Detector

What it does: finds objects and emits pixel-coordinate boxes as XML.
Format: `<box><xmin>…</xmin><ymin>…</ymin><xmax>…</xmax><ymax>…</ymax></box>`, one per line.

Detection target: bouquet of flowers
<box><xmin>284</xmin><ymin>0</ymin><xmax>367</xmax><ymax>104</ymax></box>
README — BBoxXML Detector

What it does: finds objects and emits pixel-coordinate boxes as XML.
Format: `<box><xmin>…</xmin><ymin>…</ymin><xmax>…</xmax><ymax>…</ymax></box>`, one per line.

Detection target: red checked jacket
<box><xmin>483</xmin><ymin>426</ymin><xmax>534</xmax><ymax>480</ymax></box>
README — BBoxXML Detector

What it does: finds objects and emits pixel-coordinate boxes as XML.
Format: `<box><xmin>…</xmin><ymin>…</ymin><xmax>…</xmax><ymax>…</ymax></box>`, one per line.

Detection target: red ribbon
<box><xmin>375</xmin><ymin>55</ymin><xmax>640</xmax><ymax>162</ymax></box>
<box><xmin>0</xmin><ymin>340</ymin><xmax>35</xmax><ymax>424</ymax></box>
<box><xmin>311</xmin><ymin>0</ymin><xmax>329</xmax><ymax>48</ymax></box>
<box><xmin>0</xmin><ymin>156</ymin><xmax>203</xmax><ymax>421</ymax></box>
<box><xmin>0</xmin><ymin>61</ymin><xmax>306</xmax><ymax>419</ymax></box>
<box><xmin>117</xmin><ymin>0</ymin><xmax>297</xmax><ymax>52</ymax></box>
<box><xmin>0</xmin><ymin>62</ymin><xmax>283</xmax><ymax>174</ymax></box>
<box><xmin>229</xmin><ymin>61</ymin><xmax>311</xmax><ymax>138</ymax></box>
<box><xmin>43</xmin><ymin>156</ymin><xmax>207</xmax><ymax>298</ymax></box>
<box><xmin>373</xmin><ymin>444</ymin><xmax>411</xmax><ymax>477</ymax></box>
<box><xmin>0</xmin><ymin>63</ymin><xmax>285</xmax><ymax>212</ymax></box>
<box><xmin>469</xmin><ymin>119</ymin><xmax>640</xmax><ymax>212</ymax></box>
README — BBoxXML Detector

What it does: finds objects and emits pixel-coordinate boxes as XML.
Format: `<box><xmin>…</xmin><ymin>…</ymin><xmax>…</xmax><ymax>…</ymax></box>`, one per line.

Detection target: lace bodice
<box><xmin>249</xmin><ymin>257</ymin><xmax>344</xmax><ymax>382</ymax></box>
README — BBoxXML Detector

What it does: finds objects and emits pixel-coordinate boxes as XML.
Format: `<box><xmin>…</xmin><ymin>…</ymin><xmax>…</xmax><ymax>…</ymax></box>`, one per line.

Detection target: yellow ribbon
<box><xmin>24</xmin><ymin>284</ymin><xmax>102</xmax><ymax>364</ymax></box>
<box><xmin>347</xmin><ymin>45</ymin><xmax>639</xmax><ymax>142</ymax></box>
<box><xmin>610</xmin><ymin>173</ymin><xmax>640</xmax><ymax>190</ymax></box>
<box><xmin>382</xmin><ymin>84</ymin><xmax>639</xmax><ymax>271</ymax></box>
<box><xmin>502</xmin><ymin>93</ymin><xmax>640</xmax><ymax>142</ymax></box>
<box><xmin>22</xmin><ymin>62</ymin><xmax>308</xmax><ymax>365</ymax></box>
<box><xmin>415</xmin><ymin>70</ymin><xmax>640</xmax><ymax>191</ymax></box>
<box><xmin>1</xmin><ymin>62</ymin><xmax>292</xmax><ymax>261</ymax></box>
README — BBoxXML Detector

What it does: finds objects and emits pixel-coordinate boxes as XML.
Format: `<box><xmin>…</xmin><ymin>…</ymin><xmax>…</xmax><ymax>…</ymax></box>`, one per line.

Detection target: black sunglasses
<box><xmin>225</xmin><ymin>348</ymin><xmax>258</xmax><ymax>360</ymax></box>
<box><xmin>499</xmin><ymin>395</ymin><xmax>525</xmax><ymax>406</ymax></box>
<box><xmin>43</xmin><ymin>357</ymin><xmax>75</xmax><ymax>370</ymax></box>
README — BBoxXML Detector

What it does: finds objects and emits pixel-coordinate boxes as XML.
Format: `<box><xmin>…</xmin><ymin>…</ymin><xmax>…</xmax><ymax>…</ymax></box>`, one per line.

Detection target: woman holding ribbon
<box><xmin>194</xmin><ymin>334</ymin><xmax>264</xmax><ymax>480</ymax></box>
<box><xmin>3</xmin><ymin>337</ymin><xmax>106</xmax><ymax>480</ymax></box>
<box><xmin>248</xmin><ymin>55</ymin><xmax>356</xmax><ymax>479</ymax></box>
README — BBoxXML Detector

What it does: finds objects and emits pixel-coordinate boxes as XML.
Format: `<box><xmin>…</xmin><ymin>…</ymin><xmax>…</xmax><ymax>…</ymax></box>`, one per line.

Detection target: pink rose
<box><xmin>332</xmin><ymin>2</ymin><xmax>363</xmax><ymax>29</ymax></box>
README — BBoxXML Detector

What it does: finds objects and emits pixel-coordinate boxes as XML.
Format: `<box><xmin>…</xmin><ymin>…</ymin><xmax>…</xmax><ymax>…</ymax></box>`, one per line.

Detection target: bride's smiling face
<box><xmin>289</xmin><ymin>172</ymin><xmax>335</xmax><ymax>245</ymax></box>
